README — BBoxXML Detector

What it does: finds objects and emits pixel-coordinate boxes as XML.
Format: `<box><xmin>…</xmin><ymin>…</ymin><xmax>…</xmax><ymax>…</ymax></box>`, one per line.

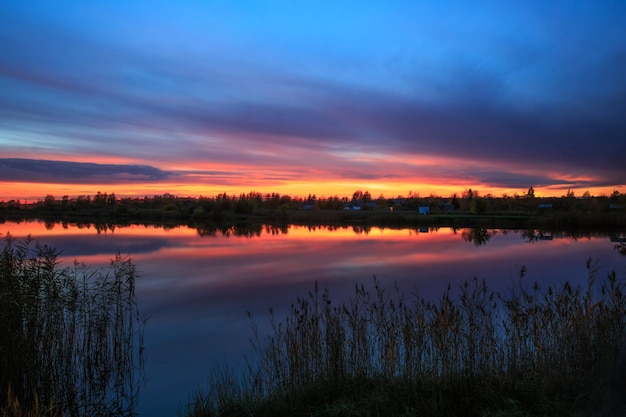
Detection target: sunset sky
<box><xmin>1</xmin><ymin>1</ymin><xmax>625</xmax><ymax>201</ymax></box>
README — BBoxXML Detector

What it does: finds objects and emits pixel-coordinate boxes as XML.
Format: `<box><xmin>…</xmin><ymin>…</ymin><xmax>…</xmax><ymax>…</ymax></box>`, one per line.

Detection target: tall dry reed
<box><xmin>189</xmin><ymin>260</ymin><xmax>626</xmax><ymax>416</ymax></box>
<box><xmin>0</xmin><ymin>235</ymin><xmax>144</xmax><ymax>417</ymax></box>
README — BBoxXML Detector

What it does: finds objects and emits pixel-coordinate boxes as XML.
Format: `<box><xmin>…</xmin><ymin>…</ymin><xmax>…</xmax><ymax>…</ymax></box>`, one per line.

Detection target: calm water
<box><xmin>2</xmin><ymin>221</ymin><xmax>625</xmax><ymax>416</ymax></box>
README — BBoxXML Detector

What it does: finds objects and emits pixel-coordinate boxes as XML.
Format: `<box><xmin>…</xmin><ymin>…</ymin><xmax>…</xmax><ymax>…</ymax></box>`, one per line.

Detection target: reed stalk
<box><xmin>189</xmin><ymin>261</ymin><xmax>626</xmax><ymax>416</ymax></box>
<box><xmin>0</xmin><ymin>235</ymin><xmax>144</xmax><ymax>417</ymax></box>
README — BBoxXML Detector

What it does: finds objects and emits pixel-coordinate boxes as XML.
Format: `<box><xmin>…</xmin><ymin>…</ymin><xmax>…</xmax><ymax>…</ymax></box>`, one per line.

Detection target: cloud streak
<box><xmin>0</xmin><ymin>159</ymin><xmax>172</xmax><ymax>184</ymax></box>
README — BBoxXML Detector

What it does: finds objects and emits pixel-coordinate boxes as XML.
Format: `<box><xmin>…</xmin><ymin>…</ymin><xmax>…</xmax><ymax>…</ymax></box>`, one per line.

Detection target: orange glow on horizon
<box><xmin>0</xmin><ymin>180</ymin><xmax>621</xmax><ymax>202</ymax></box>
<box><xmin>2</xmin><ymin>148</ymin><xmax>622</xmax><ymax>201</ymax></box>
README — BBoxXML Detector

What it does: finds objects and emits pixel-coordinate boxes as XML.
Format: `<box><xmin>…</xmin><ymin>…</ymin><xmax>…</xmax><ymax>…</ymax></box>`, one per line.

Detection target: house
<box><xmin>441</xmin><ymin>203</ymin><xmax>455</xmax><ymax>212</ymax></box>
<box><xmin>391</xmin><ymin>198</ymin><xmax>406</xmax><ymax>210</ymax></box>
<box><xmin>418</xmin><ymin>206</ymin><xmax>430</xmax><ymax>215</ymax></box>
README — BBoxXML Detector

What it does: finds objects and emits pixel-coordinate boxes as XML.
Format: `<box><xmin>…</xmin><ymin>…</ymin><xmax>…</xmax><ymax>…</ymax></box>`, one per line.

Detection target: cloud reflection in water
<box><xmin>1</xmin><ymin>221</ymin><xmax>623</xmax><ymax>416</ymax></box>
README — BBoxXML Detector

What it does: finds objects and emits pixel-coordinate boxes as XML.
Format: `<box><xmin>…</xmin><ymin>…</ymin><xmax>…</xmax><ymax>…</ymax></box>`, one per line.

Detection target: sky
<box><xmin>1</xmin><ymin>0</ymin><xmax>625</xmax><ymax>201</ymax></box>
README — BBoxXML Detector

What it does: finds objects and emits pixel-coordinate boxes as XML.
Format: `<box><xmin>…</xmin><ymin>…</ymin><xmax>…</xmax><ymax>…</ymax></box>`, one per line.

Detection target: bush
<box><xmin>471</xmin><ymin>197</ymin><xmax>487</xmax><ymax>215</ymax></box>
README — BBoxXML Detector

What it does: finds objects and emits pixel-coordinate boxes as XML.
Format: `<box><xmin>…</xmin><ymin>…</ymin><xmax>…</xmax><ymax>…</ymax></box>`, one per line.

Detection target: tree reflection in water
<box><xmin>196</xmin><ymin>223</ymin><xmax>289</xmax><ymax>238</ymax></box>
<box><xmin>461</xmin><ymin>228</ymin><xmax>494</xmax><ymax>246</ymax></box>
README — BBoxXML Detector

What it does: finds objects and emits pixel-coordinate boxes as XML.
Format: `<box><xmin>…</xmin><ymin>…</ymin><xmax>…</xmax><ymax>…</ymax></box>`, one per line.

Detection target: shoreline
<box><xmin>2</xmin><ymin>209</ymin><xmax>626</xmax><ymax>237</ymax></box>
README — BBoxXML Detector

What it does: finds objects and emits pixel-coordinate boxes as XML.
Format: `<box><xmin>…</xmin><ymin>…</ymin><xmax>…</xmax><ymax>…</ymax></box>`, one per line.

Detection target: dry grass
<box><xmin>186</xmin><ymin>261</ymin><xmax>626</xmax><ymax>417</ymax></box>
<box><xmin>0</xmin><ymin>235</ymin><xmax>144</xmax><ymax>417</ymax></box>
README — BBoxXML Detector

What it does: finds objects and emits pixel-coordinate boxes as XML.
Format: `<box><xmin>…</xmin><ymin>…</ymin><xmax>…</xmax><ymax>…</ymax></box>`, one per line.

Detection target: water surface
<box><xmin>2</xmin><ymin>221</ymin><xmax>624</xmax><ymax>416</ymax></box>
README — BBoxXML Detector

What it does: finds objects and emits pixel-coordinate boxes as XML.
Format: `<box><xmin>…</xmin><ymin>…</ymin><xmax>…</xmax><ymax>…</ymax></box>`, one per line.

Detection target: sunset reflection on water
<box><xmin>1</xmin><ymin>221</ymin><xmax>624</xmax><ymax>416</ymax></box>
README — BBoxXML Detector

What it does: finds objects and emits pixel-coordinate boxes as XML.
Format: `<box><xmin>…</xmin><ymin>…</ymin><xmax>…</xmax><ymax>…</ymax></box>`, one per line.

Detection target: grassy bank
<box><xmin>185</xmin><ymin>263</ymin><xmax>626</xmax><ymax>417</ymax></box>
<box><xmin>0</xmin><ymin>236</ymin><xmax>144</xmax><ymax>417</ymax></box>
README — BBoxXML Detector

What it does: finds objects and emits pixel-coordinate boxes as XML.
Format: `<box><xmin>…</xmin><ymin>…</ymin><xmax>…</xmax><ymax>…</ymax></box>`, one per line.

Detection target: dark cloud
<box><xmin>174</xmin><ymin>79</ymin><xmax>626</xmax><ymax>187</ymax></box>
<box><xmin>462</xmin><ymin>169</ymin><xmax>579</xmax><ymax>190</ymax></box>
<box><xmin>0</xmin><ymin>159</ymin><xmax>172</xmax><ymax>184</ymax></box>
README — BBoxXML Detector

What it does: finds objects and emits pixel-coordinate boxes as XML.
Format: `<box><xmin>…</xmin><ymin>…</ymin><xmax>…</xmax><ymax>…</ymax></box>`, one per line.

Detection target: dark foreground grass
<box><xmin>0</xmin><ymin>236</ymin><xmax>144</xmax><ymax>417</ymax></box>
<box><xmin>184</xmin><ymin>262</ymin><xmax>626</xmax><ymax>417</ymax></box>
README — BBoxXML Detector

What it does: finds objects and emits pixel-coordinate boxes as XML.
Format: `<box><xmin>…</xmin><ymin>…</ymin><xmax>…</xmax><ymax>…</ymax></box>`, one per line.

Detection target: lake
<box><xmin>2</xmin><ymin>220</ymin><xmax>625</xmax><ymax>416</ymax></box>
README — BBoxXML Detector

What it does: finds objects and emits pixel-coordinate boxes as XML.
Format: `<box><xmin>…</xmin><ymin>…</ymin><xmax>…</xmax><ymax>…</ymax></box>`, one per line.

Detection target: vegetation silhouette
<box><xmin>0</xmin><ymin>236</ymin><xmax>144</xmax><ymax>417</ymax></box>
<box><xmin>461</xmin><ymin>228</ymin><xmax>493</xmax><ymax>246</ymax></box>
<box><xmin>184</xmin><ymin>263</ymin><xmax>626</xmax><ymax>417</ymax></box>
<box><xmin>2</xmin><ymin>189</ymin><xmax>625</xmax><ymax>231</ymax></box>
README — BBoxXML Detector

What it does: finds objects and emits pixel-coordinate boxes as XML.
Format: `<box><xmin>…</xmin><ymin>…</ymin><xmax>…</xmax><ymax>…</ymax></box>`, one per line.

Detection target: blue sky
<box><xmin>1</xmin><ymin>0</ymin><xmax>625</xmax><ymax>199</ymax></box>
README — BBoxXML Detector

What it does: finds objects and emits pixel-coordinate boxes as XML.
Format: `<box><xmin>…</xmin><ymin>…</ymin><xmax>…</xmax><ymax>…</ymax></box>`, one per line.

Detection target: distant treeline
<box><xmin>1</xmin><ymin>189</ymin><xmax>625</xmax><ymax>229</ymax></box>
